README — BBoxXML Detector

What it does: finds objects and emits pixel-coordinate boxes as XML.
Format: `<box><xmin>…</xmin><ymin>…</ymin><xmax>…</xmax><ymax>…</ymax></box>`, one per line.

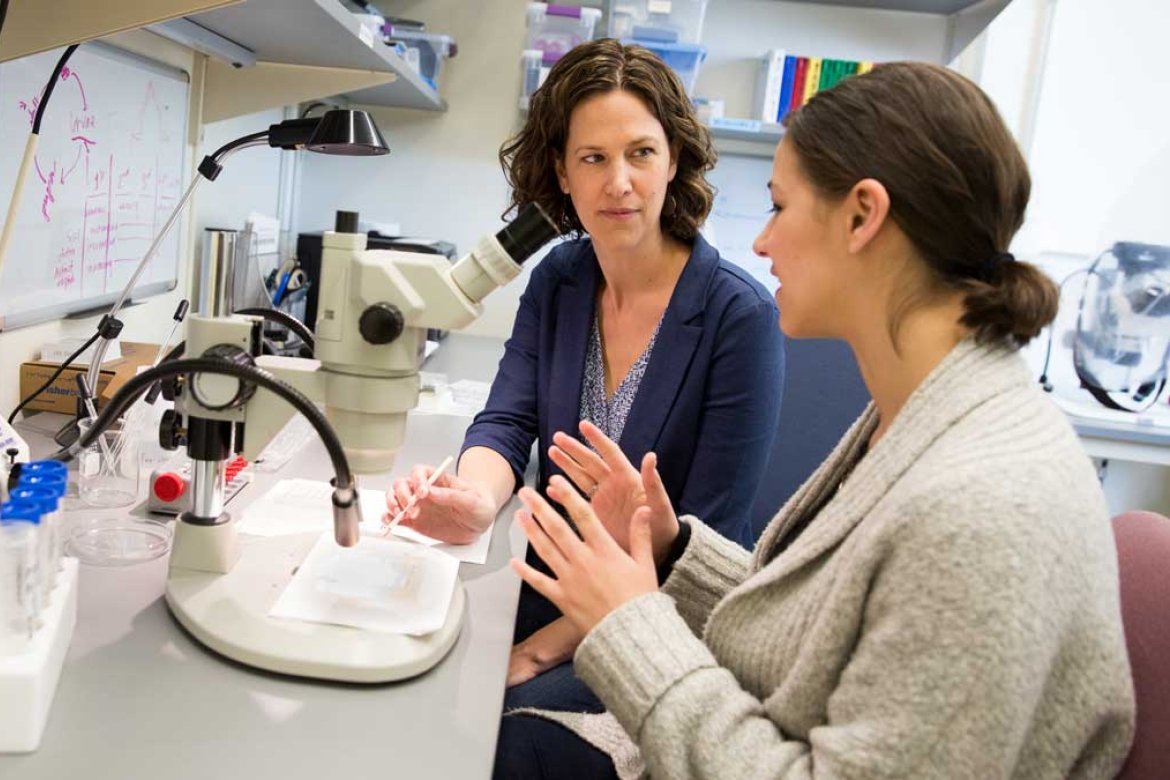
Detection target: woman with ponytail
<box><xmin>495</xmin><ymin>61</ymin><xmax>1135</xmax><ymax>779</ymax></box>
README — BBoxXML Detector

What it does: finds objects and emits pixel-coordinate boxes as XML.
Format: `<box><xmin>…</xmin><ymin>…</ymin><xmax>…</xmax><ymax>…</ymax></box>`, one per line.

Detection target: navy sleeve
<box><xmin>677</xmin><ymin>298</ymin><xmax>785</xmax><ymax>547</ymax></box>
<box><xmin>459</xmin><ymin>265</ymin><xmax>548</xmax><ymax>493</ymax></box>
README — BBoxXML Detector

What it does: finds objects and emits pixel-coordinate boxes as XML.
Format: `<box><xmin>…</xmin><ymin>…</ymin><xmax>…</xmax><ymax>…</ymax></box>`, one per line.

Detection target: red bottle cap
<box><xmin>154</xmin><ymin>472</ymin><xmax>187</xmax><ymax>503</ymax></box>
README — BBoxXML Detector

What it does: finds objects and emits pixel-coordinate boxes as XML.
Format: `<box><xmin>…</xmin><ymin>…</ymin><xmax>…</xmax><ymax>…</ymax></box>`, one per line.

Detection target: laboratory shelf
<box><xmin>778</xmin><ymin>0</ymin><xmax>998</xmax><ymax>13</ymax></box>
<box><xmin>0</xmin><ymin>0</ymin><xmax>238</xmax><ymax>64</ymax></box>
<box><xmin>189</xmin><ymin>0</ymin><xmax>447</xmax><ymax>112</ymax></box>
<box><xmin>707</xmin><ymin>119</ymin><xmax>786</xmax><ymax>158</ymax></box>
<box><xmin>771</xmin><ymin>0</ymin><xmax>1011</xmax><ymax>61</ymax></box>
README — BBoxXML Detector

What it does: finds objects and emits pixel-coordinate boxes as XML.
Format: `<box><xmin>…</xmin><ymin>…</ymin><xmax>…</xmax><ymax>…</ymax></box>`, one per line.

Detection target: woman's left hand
<box><xmin>511</xmin><ymin>475</ymin><xmax>659</xmax><ymax>635</ymax></box>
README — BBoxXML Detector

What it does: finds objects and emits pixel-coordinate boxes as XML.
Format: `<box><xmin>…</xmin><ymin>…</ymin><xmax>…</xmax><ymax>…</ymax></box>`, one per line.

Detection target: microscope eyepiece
<box><xmin>495</xmin><ymin>203</ymin><xmax>559</xmax><ymax>265</ymax></box>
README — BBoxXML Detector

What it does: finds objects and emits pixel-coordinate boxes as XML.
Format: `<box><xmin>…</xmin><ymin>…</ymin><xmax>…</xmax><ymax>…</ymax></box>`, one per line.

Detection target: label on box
<box><xmin>711</xmin><ymin>117</ymin><xmax>762</xmax><ymax>132</ymax></box>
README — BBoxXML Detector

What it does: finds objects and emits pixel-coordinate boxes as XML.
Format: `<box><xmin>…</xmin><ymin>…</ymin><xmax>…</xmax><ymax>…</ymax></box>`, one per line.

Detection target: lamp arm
<box><xmin>83</xmin><ymin>139</ymin><xmax>269</xmax><ymax>393</ymax></box>
<box><xmin>53</xmin><ymin>358</ymin><xmax>359</xmax><ymax>536</ymax></box>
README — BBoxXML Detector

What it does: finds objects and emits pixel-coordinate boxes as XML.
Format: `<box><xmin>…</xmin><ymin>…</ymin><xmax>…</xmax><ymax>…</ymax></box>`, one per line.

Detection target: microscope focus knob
<box><xmin>159</xmin><ymin>409</ymin><xmax>186</xmax><ymax>451</ymax></box>
<box><xmin>359</xmin><ymin>303</ymin><xmax>404</xmax><ymax>345</ymax></box>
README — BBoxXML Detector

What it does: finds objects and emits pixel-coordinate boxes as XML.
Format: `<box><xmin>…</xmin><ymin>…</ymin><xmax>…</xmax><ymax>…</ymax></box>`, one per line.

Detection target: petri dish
<box><xmin>67</xmin><ymin>518</ymin><xmax>173</xmax><ymax>566</ymax></box>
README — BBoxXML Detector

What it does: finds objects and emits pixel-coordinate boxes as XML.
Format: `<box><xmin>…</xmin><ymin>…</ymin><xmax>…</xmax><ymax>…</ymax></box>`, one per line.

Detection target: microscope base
<box><xmin>165</xmin><ymin>531</ymin><xmax>465</xmax><ymax>683</ymax></box>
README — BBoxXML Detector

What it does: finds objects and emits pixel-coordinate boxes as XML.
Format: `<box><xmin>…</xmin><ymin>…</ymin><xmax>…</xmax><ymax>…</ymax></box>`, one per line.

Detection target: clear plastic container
<box><xmin>625</xmin><ymin>39</ymin><xmax>706</xmax><ymax>95</ymax></box>
<box><xmin>608</xmin><ymin>0</ymin><xmax>708</xmax><ymax>44</ymax></box>
<box><xmin>526</xmin><ymin>3</ymin><xmax>603</xmax><ymax>63</ymax></box>
<box><xmin>383</xmin><ymin>27</ymin><xmax>456</xmax><ymax>89</ymax></box>
<box><xmin>66</xmin><ymin>517</ymin><xmax>171</xmax><ymax>566</ymax></box>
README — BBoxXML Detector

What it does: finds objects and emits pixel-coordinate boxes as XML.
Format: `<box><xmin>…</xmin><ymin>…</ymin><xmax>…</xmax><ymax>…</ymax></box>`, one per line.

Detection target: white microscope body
<box><xmin>163</xmin><ymin>206</ymin><xmax>556</xmax><ymax>682</ymax></box>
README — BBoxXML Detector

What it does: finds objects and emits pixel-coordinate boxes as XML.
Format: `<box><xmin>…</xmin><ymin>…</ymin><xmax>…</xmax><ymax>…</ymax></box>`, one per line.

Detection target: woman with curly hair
<box><xmin>387</xmin><ymin>36</ymin><xmax>784</xmax><ymax>711</ymax></box>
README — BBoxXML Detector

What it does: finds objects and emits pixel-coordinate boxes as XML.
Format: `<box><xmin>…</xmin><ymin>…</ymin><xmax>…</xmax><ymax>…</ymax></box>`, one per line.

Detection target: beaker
<box><xmin>78</xmin><ymin>418</ymin><xmax>140</xmax><ymax>508</ymax></box>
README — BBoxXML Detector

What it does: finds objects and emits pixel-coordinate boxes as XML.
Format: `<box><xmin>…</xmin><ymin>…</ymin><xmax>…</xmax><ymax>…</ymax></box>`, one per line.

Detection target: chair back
<box><xmin>1112</xmin><ymin>510</ymin><xmax>1170</xmax><ymax>778</ymax></box>
<box><xmin>749</xmin><ymin>338</ymin><xmax>869</xmax><ymax>539</ymax></box>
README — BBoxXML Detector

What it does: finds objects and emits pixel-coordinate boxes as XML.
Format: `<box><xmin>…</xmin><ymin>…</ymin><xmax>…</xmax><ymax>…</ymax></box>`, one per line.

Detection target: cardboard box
<box><xmin>18</xmin><ymin>342</ymin><xmax>160</xmax><ymax>415</ymax></box>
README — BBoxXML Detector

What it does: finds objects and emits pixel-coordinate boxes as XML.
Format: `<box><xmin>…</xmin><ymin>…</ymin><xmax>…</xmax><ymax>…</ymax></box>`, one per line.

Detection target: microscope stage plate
<box><xmin>165</xmin><ymin>531</ymin><xmax>465</xmax><ymax>683</ymax></box>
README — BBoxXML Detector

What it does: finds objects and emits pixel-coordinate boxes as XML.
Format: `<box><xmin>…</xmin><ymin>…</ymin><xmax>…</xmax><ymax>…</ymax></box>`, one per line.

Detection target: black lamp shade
<box><xmin>306</xmin><ymin>109</ymin><xmax>389</xmax><ymax>156</ymax></box>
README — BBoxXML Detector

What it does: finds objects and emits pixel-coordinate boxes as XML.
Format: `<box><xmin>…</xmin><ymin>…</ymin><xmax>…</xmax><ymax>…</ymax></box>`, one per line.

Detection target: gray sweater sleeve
<box><xmin>575</xmin><ymin>484</ymin><xmax>1128</xmax><ymax>779</ymax></box>
<box><xmin>659</xmin><ymin>515</ymin><xmax>751</xmax><ymax>635</ymax></box>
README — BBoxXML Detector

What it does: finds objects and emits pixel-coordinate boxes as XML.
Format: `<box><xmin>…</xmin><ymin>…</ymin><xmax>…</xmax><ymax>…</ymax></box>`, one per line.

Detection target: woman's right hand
<box><xmin>386</xmin><ymin>465</ymin><xmax>497</xmax><ymax>545</ymax></box>
<box><xmin>549</xmin><ymin>420</ymin><xmax>680</xmax><ymax>565</ymax></box>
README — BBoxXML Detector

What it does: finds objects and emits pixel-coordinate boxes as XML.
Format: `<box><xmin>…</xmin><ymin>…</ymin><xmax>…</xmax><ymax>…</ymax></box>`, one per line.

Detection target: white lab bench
<box><xmin>0</xmin><ymin>334</ymin><xmax>524</xmax><ymax>779</ymax></box>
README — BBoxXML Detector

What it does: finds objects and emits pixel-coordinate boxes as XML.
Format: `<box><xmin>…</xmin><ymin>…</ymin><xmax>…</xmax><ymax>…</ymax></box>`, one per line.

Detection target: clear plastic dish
<box><xmin>67</xmin><ymin>518</ymin><xmax>173</xmax><ymax>566</ymax></box>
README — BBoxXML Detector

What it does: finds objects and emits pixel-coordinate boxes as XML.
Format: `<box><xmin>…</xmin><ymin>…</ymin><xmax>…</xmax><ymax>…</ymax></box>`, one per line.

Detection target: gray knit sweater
<box><xmin>529</xmin><ymin>340</ymin><xmax>1135</xmax><ymax>778</ymax></box>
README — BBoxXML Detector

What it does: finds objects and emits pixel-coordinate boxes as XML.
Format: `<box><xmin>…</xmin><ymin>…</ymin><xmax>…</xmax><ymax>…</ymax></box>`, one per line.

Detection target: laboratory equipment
<box><xmin>55</xmin><ymin>201</ymin><xmax>558</xmax><ymax>682</ymax></box>
<box><xmin>68</xmin><ymin>109</ymin><xmax>389</xmax><ymax>450</ymax></box>
<box><xmin>147</xmin><ymin>455</ymin><xmax>250</xmax><ymax>515</ymax></box>
<box><xmin>0</xmin><ymin>420</ymin><xmax>29</xmax><ymax>503</ymax></box>
<box><xmin>76</xmin><ymin>418</ymin><xmax>139</xmax><ymax>508</ymax></box>
<box><xmin>1074</xmin><ymin>242</ymin><xmax>1170</xmax><ymax>412</ymax></box>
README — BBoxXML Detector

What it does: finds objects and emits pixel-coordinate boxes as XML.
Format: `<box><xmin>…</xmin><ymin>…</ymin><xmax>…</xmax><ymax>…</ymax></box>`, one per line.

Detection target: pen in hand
<box><xmin>382</xmin><ymin>455</ymin><xmax>454</xmax><ymax>537</ymax></box>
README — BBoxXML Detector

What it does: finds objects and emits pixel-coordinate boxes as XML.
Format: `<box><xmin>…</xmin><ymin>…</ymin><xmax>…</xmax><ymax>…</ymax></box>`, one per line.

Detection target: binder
<box><xmin>802</xmin><ymin>57</ymin><xmax>822</xmax><ymax>105</ymax></box>
<box><xmin>776</xmin><ymin>55</ymin><xmax>798</xmax><ymax>120</ymax></box>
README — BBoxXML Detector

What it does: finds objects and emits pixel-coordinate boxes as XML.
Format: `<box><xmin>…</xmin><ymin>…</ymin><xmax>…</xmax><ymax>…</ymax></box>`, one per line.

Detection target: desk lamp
<box><xmin>53</xmin><ymin>201</ymin><xmax>559</xmax><ymax>683</ymax></box>
<box><xmin>74</xmin><ymin>110</ymin><xmax>389</xmax><ymax>438</ymax></box>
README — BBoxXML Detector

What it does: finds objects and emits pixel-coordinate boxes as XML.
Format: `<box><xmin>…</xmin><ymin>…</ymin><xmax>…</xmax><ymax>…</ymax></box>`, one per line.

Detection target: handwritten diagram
<box><xmin>0</xmin><ymin>43</ymin><xmax>188</xmax><ymax>323</ymax></box>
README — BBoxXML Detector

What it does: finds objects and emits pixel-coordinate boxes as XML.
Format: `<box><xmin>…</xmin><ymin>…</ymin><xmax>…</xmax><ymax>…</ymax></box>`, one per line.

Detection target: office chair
<box><xmin>1111</xmin><ymin>509</ymin><xmax>1170</xmax><ymax>779</ymax></box>
<box><xmin>748</xmin><ymin>338</ymin><xmax>870</xmax><ymax>539</ymax></box>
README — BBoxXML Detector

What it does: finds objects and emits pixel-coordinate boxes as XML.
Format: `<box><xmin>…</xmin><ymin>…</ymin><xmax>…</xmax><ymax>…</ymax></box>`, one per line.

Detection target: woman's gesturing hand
<box><xmin>510</xmin><ymin>475</ymin><xmax>660</xmax><ymax>635</ymax></box>
<box><xmin>549</xmin><ymin>420</ymin><xmax>679</xmax><ymax>563</ymax></box>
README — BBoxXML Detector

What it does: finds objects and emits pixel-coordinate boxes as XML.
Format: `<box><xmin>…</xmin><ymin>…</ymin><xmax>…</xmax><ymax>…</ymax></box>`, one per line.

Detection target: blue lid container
<box><xmin>0</xmin><ymin>501</ymin><xmax>41</xmax><ymax>523</ymax></box>
<box><xmin>17</xmin><ymin>473</ymin><xmax>67</xmax><ymax>495</ymax></box>
<box><xmin>23</xmin><ymin>461</ymin><xmax>68</xmax><ymax>478</ymax></box>
<box><xmin>8</xmin><ymin>486</ymin><xmax>60</xmax><ymax>513</ymax></box>
<box><xmin>622</xmin><ymin>39</ymin><xmax>706</xmax><ymax>95</ymax></box>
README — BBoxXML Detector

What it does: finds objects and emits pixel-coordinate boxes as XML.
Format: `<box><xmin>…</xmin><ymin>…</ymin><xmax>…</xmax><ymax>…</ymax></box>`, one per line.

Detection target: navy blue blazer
<box><xmin>461</xmin><ymin>234</ymin><xmax>785</xmax><ymax>547</ymax></box>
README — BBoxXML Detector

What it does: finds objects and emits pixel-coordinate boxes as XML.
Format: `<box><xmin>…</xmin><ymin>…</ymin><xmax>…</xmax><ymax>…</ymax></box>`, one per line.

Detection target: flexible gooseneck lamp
<box><xmin>74</xmin><ymin>109</ymin><xmax>389</xmax><ymax>434</ymax></box>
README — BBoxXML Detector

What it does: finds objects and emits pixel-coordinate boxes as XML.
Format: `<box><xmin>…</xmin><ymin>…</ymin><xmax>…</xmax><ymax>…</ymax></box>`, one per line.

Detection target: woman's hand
<box><xmin>549</xmin><ymin>420</ymin><xmax>680</xmax><ymax>564</ymax></box>
<box><xmin>510</xmin><ymin>475</ymin><xmax>660</xmax><ymax>635</ymax></box>
<box><xmin>506</xmin><ymin>617</ymin><xmax>584</xmax><ymax>688</ymax></box>
<box><xmin>386</xmin><ymin>465</ymin><xmax>497</xmax><ymax>545</ymax></box>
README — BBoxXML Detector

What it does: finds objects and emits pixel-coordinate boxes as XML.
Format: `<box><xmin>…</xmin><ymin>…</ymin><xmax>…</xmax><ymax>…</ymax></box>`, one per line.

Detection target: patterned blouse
<box><xmin>578</xmin><ymin>311</ymin><xmax>664</xmax><ymax>445</ymax></box>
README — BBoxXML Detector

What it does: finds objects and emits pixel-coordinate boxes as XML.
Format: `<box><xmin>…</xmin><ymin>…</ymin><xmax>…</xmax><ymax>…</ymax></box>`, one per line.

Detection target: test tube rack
<box><xmin>0</xmin><ymin>557</ymin><xmax>79</xmax><ymax>753</ymax></box>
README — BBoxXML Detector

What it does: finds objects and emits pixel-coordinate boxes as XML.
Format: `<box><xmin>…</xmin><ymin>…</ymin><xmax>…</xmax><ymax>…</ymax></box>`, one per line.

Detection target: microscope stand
<box><xmin>165</xmin><ymin>531</ymin><xmax>466</xmax><ymax>683</ymax></box>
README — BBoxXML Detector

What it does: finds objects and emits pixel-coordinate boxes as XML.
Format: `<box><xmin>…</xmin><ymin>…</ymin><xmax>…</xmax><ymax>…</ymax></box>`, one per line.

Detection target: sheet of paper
<box><xmin>411</xmin><ymin>372</ymin><xmax>491</xmax><ymax>418</ymax></box>
<box><xmin>269</xmin><ymin>533</ymin><xmax>459</xmax><ymax>636</ymax></box>
<box><xmin>239</xmin><ymin>478</ymin><xmax>495</xmax><ymax>563</ymax></box>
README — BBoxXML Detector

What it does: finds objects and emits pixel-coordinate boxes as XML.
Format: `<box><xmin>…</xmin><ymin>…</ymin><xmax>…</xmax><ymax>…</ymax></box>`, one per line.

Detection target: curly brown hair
<box><xmin>500</xmin><ymin>38</ymin><xmax>716</xmax><ymax>243</ymax></box>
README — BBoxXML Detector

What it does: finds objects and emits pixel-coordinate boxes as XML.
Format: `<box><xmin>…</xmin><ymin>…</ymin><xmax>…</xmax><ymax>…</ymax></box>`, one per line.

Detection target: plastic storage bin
<box><xmin>624</xmin><ymin>39</ymin><xmax>706</xmax><ymax>95</ymax></box>
<box><xmin>526</xmin><ymin>3</ymin><xmax>603</xmax><ymax>63</ymax></box>
<box><xmin>383</xmin><ymin>26</ymin><xmax>457</xmax><ymax>89</ymax></box>
<box><xmin>608</xmin><ymin>0</ymin><xmax>708</xmax><ymax>45</ymax></box>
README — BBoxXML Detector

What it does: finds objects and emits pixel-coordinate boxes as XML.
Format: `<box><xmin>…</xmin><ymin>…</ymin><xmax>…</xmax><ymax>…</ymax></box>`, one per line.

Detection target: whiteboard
<box><xmin>705</xmin><ymin>153</ymin><xmax>779</xmax><ymax>295</ymax></box>
<box><xmin>0</xmin><ymin>42</ymin><xmax>188</xmax><ymax>330</ymax></box>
